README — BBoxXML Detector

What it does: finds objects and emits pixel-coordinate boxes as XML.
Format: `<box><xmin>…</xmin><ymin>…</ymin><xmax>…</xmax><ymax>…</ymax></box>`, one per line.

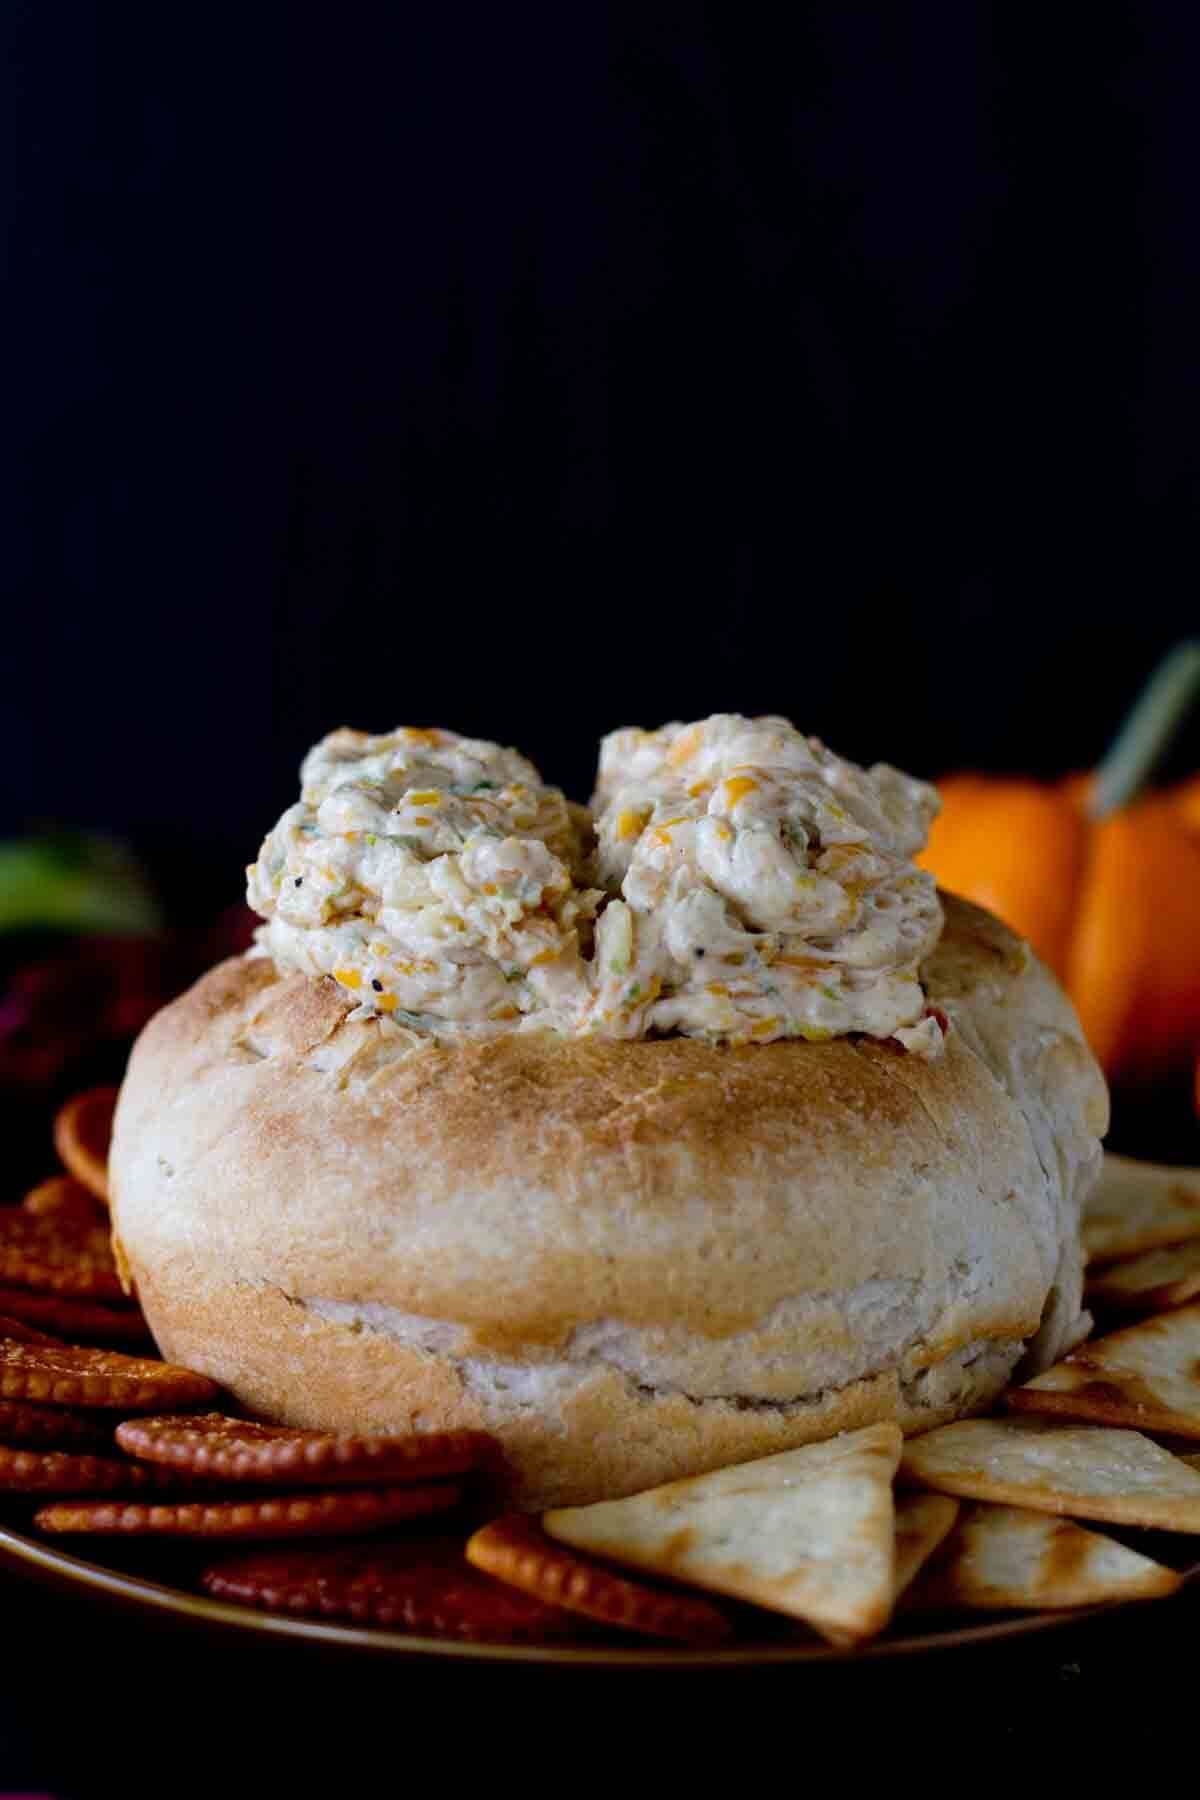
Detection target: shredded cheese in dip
<box><xmin>247</xmin><ymin>727</ymin><xmax>601</xmax><ymax>1035</ymax></box>
<box><xmin>248</xmin><ymin>716</ymin><xmax>945</xmax><ymax>1053</ymax></box>
<box><xmin>590</xmin><ymin>715</ymin><xmax>943</xmax><ymax>1047</ymax></box>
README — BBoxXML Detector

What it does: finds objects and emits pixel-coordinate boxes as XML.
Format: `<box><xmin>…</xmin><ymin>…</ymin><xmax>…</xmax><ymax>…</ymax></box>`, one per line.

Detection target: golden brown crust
<box><xmin>125</xmin><ymin>1272</ymin><xmax>1006</xmax><ymax>1510</ymax></box>
<box><xmin>110</xmin><ymin>894</ymin><xmax>1107</xmax><ymax>1508</ymax></box>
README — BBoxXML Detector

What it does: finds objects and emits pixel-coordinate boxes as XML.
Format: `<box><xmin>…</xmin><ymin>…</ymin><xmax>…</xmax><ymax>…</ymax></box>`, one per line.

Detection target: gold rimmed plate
<box><xmin>1</xmin><ymin>1515</ymin><xmax>1195</xmax><ymax>1665</ymax></box>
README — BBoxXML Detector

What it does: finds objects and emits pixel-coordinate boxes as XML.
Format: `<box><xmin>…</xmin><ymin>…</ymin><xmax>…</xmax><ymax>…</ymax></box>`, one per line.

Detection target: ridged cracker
<box><xmin>116</xmin><ymin>1413</ymin><xmax>497</xmax><ymax>1487</ymax></box>
<box><xmin>53</xmin><ymin>1087</ymin><xmax>117</xmax><ymax>1203</ymax></box>
<box><xmin>23</xmin><ymin>1177</ymin><xmax>105</xmax><ymax>1227</ymax></box>
<box><xmin>0</xmin><ymin>1445</ymin><xmax>191</xmax><ymax>1497</ymax></box>
<box><xmin>0</xmin><ymin>1340</ymin><xmax>218</xmax><ymax>1411</ymax></box>
<box><xmin>0</xmin><ymin>1314</ymin><xmax>62</xmax><ymax>1346</ymax></box>
<box><xmin>204</xmin><ymin>1535</ymin><xmax>578</xmax><ymax>1641</ymax></box>
<box><xmin>35</xmin><ymin>1482</ymin><xmax>461</xmax><ymax>1540</ymax></box>
<box><xmin>0</xmin><ymin>1210</ymin><xmax>122</xmax><ymax>1300</ymax></box>
<box><xmin>466</xmin><ymin>1514</ymin><xmax>731</xmax><ymax>1644</ymax></box>
<box><xmin>0</xmin><ymin>1289</ymin><xmax>150</xmax><ymax>1346</ymax></box>
<box><xmin>0</xmin><ymin>1396</ymin><xmax>112</xmax><ymax>1451</ymax></box>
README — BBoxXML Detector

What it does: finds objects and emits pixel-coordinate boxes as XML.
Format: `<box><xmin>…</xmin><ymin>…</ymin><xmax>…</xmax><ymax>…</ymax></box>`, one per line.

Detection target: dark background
<box><xmin>6</xmin><ymin>2</ymin><xmax>1198</xmax><ymax>917</ymax></box>
<box><xmin>6</xmin><ymin>17</ymin><xmax>1196</xmax><ymax>1160</ymax></box>
<box><xmin>3</xmin><ymin>10</ymin><xmax>1200</xmax><ymax>1777</ymax></box>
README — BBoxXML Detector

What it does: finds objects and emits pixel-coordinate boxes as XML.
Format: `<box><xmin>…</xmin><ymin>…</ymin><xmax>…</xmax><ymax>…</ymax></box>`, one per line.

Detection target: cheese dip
<box><xmin>247</xmin><ymin>727</ymin><xmax>601</xmax><ymax>1035</ymax></box>
<box><xmin>248</xmin><ymin>715</ymin><xmax>944</xmax><ymax>1053</ymax></box>
<box><xmin>590</xmin><ymin>714</ymin><xmax>943</xmax><ymax>1048</ymax></box>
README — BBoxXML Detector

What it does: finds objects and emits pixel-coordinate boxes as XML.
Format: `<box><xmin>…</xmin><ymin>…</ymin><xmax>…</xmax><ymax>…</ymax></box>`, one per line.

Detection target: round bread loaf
<box><xmin>110</xmin><ymin>894</ymin><xmax>1107</xmax><ymax>1509</ymax></box>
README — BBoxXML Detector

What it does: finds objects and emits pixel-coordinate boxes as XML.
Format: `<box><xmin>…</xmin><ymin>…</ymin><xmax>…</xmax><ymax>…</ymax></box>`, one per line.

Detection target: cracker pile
<box><xmin>0</xmin><ymin>1098</ymin><xmax>1196</xmax><ymax>1651</ymax></box>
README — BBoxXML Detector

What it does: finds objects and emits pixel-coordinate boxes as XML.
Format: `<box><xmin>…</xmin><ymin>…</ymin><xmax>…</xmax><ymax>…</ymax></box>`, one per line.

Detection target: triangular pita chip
<box><xmin>907</xmin><ymin>1503</ymin><xmax>1181</xmax><ymax>1612</ymax></box>
<box><xmin>544</xmin><ymin>1422</ymin><xmax>902</xmax><ymax>1647</ymax></box>
<box><xmin>1087</xmin><ymin>1237</ymin><xmax>1200</xmax><ymax>1314</ymax></box>
<box><xmin>1007</xmin><ymin>1302</ymin><xmax>1200</xmax><ymax>1440</ymax></box>
<box><xmin>892</xmin><ymin>1493</ymin><xmax>959</xmax><ymax>1601</ymax></box>
<box><xmin>900</xmin><ymin>1417</ymin><xmax>1200</xmax><ymax>1532</ymax></box>
<box><xmin>1083</xmin><ymin>1153</ymin><xmax>1200</xmax><ymax>1266</ymax></box>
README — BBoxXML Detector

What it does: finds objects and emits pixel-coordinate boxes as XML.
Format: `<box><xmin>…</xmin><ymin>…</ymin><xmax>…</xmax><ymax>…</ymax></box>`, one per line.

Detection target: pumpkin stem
<box><xmin>1089</xmin><ymin>640</ymin><xmax>1200</xmax><ymax>819</ymax></box>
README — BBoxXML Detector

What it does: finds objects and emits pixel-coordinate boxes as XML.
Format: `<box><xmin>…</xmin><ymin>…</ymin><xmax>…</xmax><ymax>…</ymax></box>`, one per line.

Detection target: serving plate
<box><xmin>2</xmin><ymin>1515</ymin><xmax>1195</xmax><ymax>1666</ymax></box>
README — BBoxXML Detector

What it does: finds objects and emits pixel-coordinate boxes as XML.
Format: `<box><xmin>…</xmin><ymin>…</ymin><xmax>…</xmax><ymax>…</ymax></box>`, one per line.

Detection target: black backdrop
<box><xmin>7</xmin><ymin>2</ymin><xmax>1199</xmax><ymax>915</ymax></box>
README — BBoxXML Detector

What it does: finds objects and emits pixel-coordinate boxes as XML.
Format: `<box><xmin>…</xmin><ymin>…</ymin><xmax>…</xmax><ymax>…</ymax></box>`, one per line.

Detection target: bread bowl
<box><xmin>110</xmin><ymin>718</ymin><xmax>1107</xmax><ymax>1507</ymax></box>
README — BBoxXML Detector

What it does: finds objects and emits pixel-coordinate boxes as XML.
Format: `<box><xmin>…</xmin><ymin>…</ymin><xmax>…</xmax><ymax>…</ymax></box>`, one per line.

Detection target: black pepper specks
<box><xmin>294</xmin><ymin>877</ymin><xmax>303</xmax><ymax>887</ymax></box>
<box><xmin>371</xmin><ymin>979</ymin><xmax>382</xmax><ymax>992</ymax></box>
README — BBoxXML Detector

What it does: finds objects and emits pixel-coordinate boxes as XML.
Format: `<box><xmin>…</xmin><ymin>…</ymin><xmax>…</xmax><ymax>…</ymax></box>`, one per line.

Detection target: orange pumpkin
<box><xmin>916</xmin><ymin>646</ymin><xmax>1200</xmax><ymax>1087</ymax></box>
<box><xmin>1175</xmin><ymin>774</ymin><xmax>1200</xmax><ymax>836</ymax></box>
<box><xmin>919</xmin><ymin>777</ymin><xmax>1200</xmax><ymax>1084</ymax></box>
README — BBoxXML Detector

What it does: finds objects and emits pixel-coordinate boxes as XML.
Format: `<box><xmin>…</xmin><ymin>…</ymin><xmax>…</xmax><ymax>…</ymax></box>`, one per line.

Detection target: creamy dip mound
<box><xmin>247</xmin><ymin>715</ymin><xmax>945</xmax><ymax>1053</ymax></box>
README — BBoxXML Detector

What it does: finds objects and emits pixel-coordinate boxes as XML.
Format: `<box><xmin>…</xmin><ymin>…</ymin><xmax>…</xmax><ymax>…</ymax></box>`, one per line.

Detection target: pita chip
<box><xmin>907</xmin><ymin>1503</ymin><xmax>1181</xmax><ymax>1612</ymax></box>
<box><xmin>1086</xmin><ymin>1236</ymin><xmax>1200</xmax><ymax>1315</ymax></box>
<box><xmin>1007</xmin><ymin>1302</ymin><xmax>1200</xmax><ymax>1440</ymax></box>
<box><xmin>892</xmin><ymin>1493</ymin><xmax>959</xmax><ymax>1602</ymax></box>
<box><xmin>1084</xmin><ymin>1153</ymin><xmax>1200</xmax><ymax>1266</ymax></box>
<box><xmin>900</xmin><ymin>1417</ymin><xmax>1200</xmax><ymax>1532</ymax></box>
<box><xmin>544</xmin><ymin>1422</ymin><xmax>902</xmax><ymax>1647</ymax></box>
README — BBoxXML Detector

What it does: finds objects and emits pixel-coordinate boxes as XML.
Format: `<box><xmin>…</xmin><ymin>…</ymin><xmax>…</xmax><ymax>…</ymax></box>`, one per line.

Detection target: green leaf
<box><xmin>0</xmin><ymin>832</ymin><xmax>162</xmax><ymax>935</ymax></box>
